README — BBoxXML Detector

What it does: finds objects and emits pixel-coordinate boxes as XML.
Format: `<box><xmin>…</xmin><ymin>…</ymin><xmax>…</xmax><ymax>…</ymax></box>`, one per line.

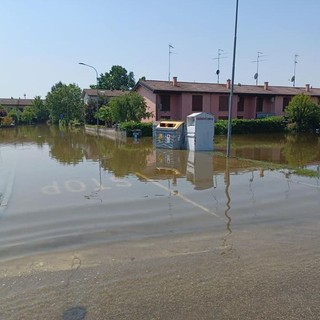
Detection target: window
<box><xmin>219</xmin><ymin>96</ymin><xmax>229</xmax><ymax>111</ymax></box>
<box><xmin>160</xmin><ymin>95</ymin><xmax>170</xmax><ymax>111</ymax></box>
<box><xmin>192</xmin><ymin>95</ymin><xmax>203</xmax><ymax>111</ymax></box>
<box><xmin>237</xmin><ymin>96</ymin><xmax>244</xmax><ymax>112</ymax></box>
<box><xmin>256</xmin><ymin>97</ymin><xmax>263</xmax><ymax>112</ymax></box>
<box><xmin>282</xmin><ymin>97</ymin><xmax>291</xmax><ymax>111</ymax></box>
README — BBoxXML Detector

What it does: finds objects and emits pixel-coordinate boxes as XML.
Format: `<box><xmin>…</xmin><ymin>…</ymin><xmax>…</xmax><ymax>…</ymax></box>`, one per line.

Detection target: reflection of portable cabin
<box><xmin>154</xmin><ymin>121</ymin><xmax>186</xmax><ymax>149</ymax></box>
<box><xmin>187</xmin><ymin>151</ymin><xmax>213</xmax><ymax>190</ymax></box>
<box><xmin>187</xmin><ymin>112</ymin><xmax>214</xmax><ymax>151</ymax></box>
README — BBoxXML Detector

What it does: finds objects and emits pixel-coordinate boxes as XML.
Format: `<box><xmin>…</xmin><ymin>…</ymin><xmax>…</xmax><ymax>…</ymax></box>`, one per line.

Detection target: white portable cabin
<box><xmin>186</xmin><ymin>112</ymin><xmax>214</xmax><ymax>151</ymax></box>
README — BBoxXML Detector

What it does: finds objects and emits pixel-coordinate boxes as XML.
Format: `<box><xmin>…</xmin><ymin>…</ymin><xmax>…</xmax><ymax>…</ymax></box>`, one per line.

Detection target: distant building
<box><xmin>134</xmin><ymin>77</ymin><xmax>320</xmax><ymax>121</ymax></box>
<box><xmin>81</xmin><ymin>89</ymin><xmax>128</xmax><ymax>105</ymax></box>
<box><xmin>0</xmin><ymin>98</ymin><xmax>35</xmax><ymax>111</ymax></box>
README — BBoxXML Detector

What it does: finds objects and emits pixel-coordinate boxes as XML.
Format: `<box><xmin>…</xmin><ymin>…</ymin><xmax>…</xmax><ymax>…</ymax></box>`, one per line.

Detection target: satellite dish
<box><xmin>216</xmin><ymin>69</ymin><xmax>220</xmax><ymax>75</ymax></box>
<box><xmin>254</xmin><ymin>73</ymin><xmax>258</xmax><ymax>80</ymax></box>
<box><xmin>291</xmin><ymin>76</ymin><xmax>295</xmax><ymax>82</ymax></box>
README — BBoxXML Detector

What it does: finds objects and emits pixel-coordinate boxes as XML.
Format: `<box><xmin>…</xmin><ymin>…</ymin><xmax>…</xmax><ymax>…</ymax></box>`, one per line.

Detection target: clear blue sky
<box><xmin>1</xmin><ymin>0</ymin><xmax>320</xmax><ymax>98</ymax></box>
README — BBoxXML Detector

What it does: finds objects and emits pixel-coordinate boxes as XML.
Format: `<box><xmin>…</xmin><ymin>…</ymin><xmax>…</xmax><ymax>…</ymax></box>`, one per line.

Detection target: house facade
<box><xmin>81</xmin><ymin>89</ymin><xmax>128</xmax><ymax>105</ymax></box>
<box><xmin>134</xmin><ymin>77</ymin><xmax>320</xmax><ymax>122</ymax></box>
<box><xmin>0</xmin><ymin>98</ymin><xmax>35</xmax><ymax>111</ymax></box>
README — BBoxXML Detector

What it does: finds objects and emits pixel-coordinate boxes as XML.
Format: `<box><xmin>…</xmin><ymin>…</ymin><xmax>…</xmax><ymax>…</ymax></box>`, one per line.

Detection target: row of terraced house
<box><xmin>2</xmin><ymin>78</ymin><xmax>320</xmax><ymax>122</ymax></box>
<box><xmin>133</xmin><ymin>78</ymin><xmax>320</xmax><ymax>121</ymax></box>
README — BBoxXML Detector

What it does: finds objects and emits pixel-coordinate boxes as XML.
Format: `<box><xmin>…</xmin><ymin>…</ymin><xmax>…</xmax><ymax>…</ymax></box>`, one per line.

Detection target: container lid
<box><xmin>157</xmin><ymin>121</ymin><xmax>184</xmax><ymax>129</ymax></box>
<box><xmin>187</xmin><ymin>112</ymin><xmax>214</xmax><ymax>120</ymax></box>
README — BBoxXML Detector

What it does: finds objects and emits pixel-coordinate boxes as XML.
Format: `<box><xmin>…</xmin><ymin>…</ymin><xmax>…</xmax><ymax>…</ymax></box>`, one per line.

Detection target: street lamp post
<box><xmin>79</xmin><ymin>62</ymin><xmax>99</xmax><ymax>133</ymax></box>
<box><xmin>226</xmin><ymin>0</ymin><xmax>239</xmax><ymax>158</ymax></box>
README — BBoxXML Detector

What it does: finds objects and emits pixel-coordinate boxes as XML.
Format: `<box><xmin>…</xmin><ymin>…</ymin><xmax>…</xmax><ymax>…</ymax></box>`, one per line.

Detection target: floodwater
<box><xmin>0</xmin><ymin>125</ymin><xmax>319</xmax><ymax>320</ymax></box>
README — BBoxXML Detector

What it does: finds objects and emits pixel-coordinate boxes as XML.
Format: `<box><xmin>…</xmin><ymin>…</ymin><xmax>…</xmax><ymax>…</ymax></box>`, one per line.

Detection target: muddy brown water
<box><xmin>0</xmin><ymin>125</ymin><xmax>319</xmax><ymax>319</ymax></box>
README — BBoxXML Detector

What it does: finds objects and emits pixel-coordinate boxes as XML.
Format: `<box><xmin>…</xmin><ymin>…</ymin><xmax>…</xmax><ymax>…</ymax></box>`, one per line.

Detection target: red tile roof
<box><xmin>136</xmin><ymin>80</ymin><xmax>320</xmax><ymax>97</ymax></box>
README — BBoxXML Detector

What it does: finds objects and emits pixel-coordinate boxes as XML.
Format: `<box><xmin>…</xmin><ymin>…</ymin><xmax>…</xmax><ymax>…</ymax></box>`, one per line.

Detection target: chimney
<box><xmin>226</xmin><ymin>79</ymin><xmax>231</xmax><ymax>89</ymax></box>
<box><xmin>172</xmin><ymin>76</ymin><xmax>177</xmax><ymax>86</ymax></box>
<box><xmin>264</xmin><ymin>82</ymin><xmax>269</xmax><ymax>90</ymax></box>
<box><xmin>305</xmin><ymin>84</ymin><xmax>310</xmax><ymax>92</ymax></box>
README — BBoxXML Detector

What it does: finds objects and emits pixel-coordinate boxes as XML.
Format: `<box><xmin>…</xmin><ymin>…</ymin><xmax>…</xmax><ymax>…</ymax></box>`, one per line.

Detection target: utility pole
<box><xmin>226</xmin><ymin>0</ymin><xmax>239</xmax><ymax>158</ymax></box>
<box><xmin>291</xmin><ymin>54</ymin><xmax>299</xmax><ymax>87</ymax></box>
<box><xmin>79</xmin><ymin>62</ymin><xmax>99</xmax><ymax>133</ymax></box>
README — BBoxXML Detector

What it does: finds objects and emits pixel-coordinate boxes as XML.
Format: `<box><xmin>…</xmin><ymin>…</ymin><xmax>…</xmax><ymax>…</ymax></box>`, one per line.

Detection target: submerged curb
<box><xmin>0</xmin><ymin>165</ymin><xmax>16</xmax><ymax>215</ymax></box>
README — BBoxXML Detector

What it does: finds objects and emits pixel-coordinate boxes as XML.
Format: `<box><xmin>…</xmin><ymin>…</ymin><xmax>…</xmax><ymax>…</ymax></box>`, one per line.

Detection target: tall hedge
<box><xmin>119</xmin><ymin>117</ymin><xmax>286</xmax><ymax>137</ymax></box>
<box><xmin>215</xmin><ymin>117</ymin><xmax>286</xmax><ymax>135</ymax></box>
<box><xmin>119</xmin><ymin>121</ymin><xmax>153</xmax><ymax>137</ymax></box>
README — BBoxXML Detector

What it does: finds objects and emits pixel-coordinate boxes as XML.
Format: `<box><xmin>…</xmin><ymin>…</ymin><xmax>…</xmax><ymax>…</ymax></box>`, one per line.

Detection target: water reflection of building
<box><xmin>187</xmin><ymin>152</ymin><xmax>214</xmax><ymax>190</ymax></box>
<box><xmin>235</xmin><ymin>147</ymin><xmax>284</xmax><ymax>163</ymax></box>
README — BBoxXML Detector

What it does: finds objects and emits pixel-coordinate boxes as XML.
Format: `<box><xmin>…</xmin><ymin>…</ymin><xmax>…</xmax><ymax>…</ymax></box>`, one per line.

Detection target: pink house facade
<box><xmin>134</xmin><ymin>78</ymin><xmax>320</xmax><ymax>122</ymax></box>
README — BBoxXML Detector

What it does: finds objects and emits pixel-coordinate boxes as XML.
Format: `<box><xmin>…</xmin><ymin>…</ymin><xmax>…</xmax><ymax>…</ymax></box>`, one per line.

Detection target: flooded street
<box><xmin>0</xmin><ymin>125</ymin><xmax>320</xmax><ymax>320</ymax></box>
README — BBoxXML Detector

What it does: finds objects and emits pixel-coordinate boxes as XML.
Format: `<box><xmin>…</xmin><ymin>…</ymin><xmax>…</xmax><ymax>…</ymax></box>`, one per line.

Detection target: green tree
<box><xmin>21</xmin><ymin>106</ymin><xmax>37</xmax><ymax>124</ymax></box>
<box><xmin>97</xmin><ymin>105</ymin><xmax>113</xmax><ymax>127</ymax></box>
<box><xmin>84</xmin><ymin>98</ymin><xmax>97</xmax><ymax>125</ymax></box>
<box><xmin>51</xmin><ymin>81</ymin><xmax>64</xmax><ymax>92</ymax></box>
<box><xmin>0</xmin><ymin>106</ymin><xmax>7</xmax><ymax>117</ymax></box>
<box><xmin>91</xmin><ymin>65</ymin><xmax>135</xmax><ymax>90</ymax></box>
<box><xmin>285</xmin><ymin>94</ymin><xmax>320</xmax><ymax>132</ymax></box>
<box><xmin>8</xmin><ymin>108</ymin><xmax>22</xmax><ymax>124</ymax></box>
<box><xmin>109</xmin><ymin>92</ymin><xmax>152</xmax><ymax>123</ymax></box>
<box><xmin>32</xmin><ymin>96</ymin><xmax>49</xmax><ymax>123</ymax></box>
<box><xmin>46</xmin><ymin>82</ymin><xmax>85</xmax><ymax>125</ymax></box>
<box><xmin>0</xmin><ymin>105</ymin><xmax>7</xmax><ymax>126</ymax></box>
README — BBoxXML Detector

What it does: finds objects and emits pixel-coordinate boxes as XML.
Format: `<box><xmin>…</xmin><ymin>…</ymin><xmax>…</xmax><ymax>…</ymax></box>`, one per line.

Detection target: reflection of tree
<box><xmin>83</xmin><ymin>135</ymin><xmax>154</xmax><ymax>177</ymax></box>
<box><xmin>47</xmin><ymin>126</ymin><xmax>85</xmax><ymax>165</ymax></box>
<box><xmin>282</xmin><ymin>134</ymin><xmax>320</xmax><ymax>167</ymax></box>
<box><xmin>102</xmin><ymin>145</ymin><xmax>153</xmax><ymax>177</ymax></box>
<box><xmin>5</xmin><ymin>127</ymin><xmax>319</xmax><ymax>172</ymax></box>
<box><xmin>0</xmin><ymin>125</ymin><xmax>154</xmax><ymax>170</ymax></box>
<box><xmin>0</xmin><ymin>125</ymin><xmax>49</xmax><ymax>147</ymax></box>
<box><xmin>0</xmin><ymin>125</ymin><xmax>88</xmax><ymax>165</ymax></box>
<box><xmin>49</xmin><ymin>142</ymin><xmax>84</xmax><ymax>165</ymax></box>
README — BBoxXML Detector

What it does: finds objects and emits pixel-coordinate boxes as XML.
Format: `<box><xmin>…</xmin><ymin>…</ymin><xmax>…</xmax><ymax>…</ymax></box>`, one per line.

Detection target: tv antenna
<box><xmin>212</xmin><ymin>49</ymin><xmax>228</xmax><ymax>83</ymax></box>
<box><xmin>251</xmin><ymin>51</ymin><xmax>266</xmax><ymax>85</ymax></box>
<box><xmin>291</xmin><ymin>54</ymin><xmax>299</xmax><ymax>87</ymax></box>
<box><xmin>168</xmin><ymin>44</ymin><xmax>174</xmax><ymax>81</ymax></box>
